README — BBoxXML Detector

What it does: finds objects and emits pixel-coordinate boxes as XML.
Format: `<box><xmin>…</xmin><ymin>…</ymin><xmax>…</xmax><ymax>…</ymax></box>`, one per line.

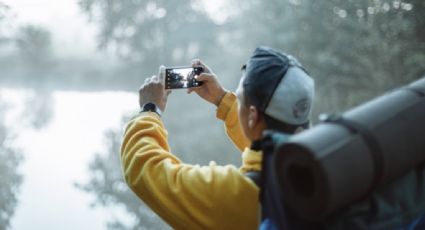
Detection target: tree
<box><xmin>15</xmin><ymin>25</ymin><xmax>53</xmax><ymax>76</ymax></box>
<box><xmin>227</xmin><ymin>0</ymin><xmax>425</xmax><ymax>115</ymax></box>
<box><xmin>75</xmin><ymin>118</ymin><xmax>169</xmax><ymax>230</ymax></box>
<box><xmin>77</xmin><ymin>1</ymin><xmax>425</xmax><ymax>228</ymax></box>
<box><xmin>0</xmin><ymin>2</ymin><xmax>12</xmax><ymax>43</ymax></box>
<box><xmin>77</xmin><ymin>111</ymin><xmax>241</xmax><ymax>229</ymax></box>
<box><xmin>79</xmin><ymin>0</ymin><xmax>221</xmax><ymax>80</ymax></box>
<box><xmin>20</xmin><ymin>90</ymin><xmax>53</xmax><ymax>130</ymax></box>
<box><xmin>77</xmin><ymin>2</ymin><xmax>243</xmax><ymax>227</ymax></box>
<box><xmin>0</xmin><ymin>100</ymin><xmax>23</xmax><ymax>229</ymax></box>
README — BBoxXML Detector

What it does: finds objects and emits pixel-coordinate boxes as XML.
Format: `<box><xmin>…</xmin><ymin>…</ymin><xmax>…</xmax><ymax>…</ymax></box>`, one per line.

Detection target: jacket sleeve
<box><xmin>216</xmin><ymin>92</ymin><xmax>251</xmax><ymax>152</ymax></box>
<box><xmin>120</xmin><ymin>112</ymin><xmax>259</xmax><ymax>230</ymax></box>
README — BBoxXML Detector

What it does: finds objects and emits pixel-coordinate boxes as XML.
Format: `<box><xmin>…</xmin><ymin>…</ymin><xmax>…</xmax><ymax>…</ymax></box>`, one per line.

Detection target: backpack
<box><xmin>255</xmin><ymin>77</ymin><xmax>425</xmax><ymax>230</ymax></box>
<box><xmin>258</xmin><ymin>131</ymin><xmax>425</xmax><ymax>230</ymax></box>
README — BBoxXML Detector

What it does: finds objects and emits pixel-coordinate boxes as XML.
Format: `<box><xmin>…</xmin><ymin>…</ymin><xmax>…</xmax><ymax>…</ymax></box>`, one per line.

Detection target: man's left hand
<box><xmin>139</xmin><ymin>66</ymin><xmax>171</xmax><ymax>112</ymax></box>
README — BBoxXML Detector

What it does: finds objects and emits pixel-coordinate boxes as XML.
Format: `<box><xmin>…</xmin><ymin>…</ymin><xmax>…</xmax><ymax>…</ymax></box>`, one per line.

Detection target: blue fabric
<box><xmin>414</xmin><ymin>214</ymin><xmax>425</xmax><ymax>229</ymax></box>
<box><xmin>397</xmin><ymin>214</ymin><xmax>425</xmax><ymax>230</ymax></box>
<box><xmin>260</xmin><ymin>219</ymin><xmax>279</xmax><ymax>230</ymax></box>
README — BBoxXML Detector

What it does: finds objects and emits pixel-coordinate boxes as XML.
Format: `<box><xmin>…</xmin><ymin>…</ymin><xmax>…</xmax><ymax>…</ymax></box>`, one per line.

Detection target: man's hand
<box><xmin>187</xmin><ymin>59</ymin><xmax>228</xmax><ymax>107</ymax></box>
<box><xmin>139</xmin><ymin>66</ymin><xmax>171</xmax><ymax>112</ymax></box>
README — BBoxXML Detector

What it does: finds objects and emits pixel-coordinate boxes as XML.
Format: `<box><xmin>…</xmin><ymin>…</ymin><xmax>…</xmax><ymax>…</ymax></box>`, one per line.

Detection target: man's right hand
<box><xmin>188</xmin><ymin>59</ymin><xmax>228</xmax><ymax>107</ymax></box>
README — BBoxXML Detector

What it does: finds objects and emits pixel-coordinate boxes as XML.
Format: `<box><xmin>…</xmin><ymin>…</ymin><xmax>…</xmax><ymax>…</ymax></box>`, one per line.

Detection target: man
<box><xmin>120</xmin><ymin>46</ymin><xmax>314</xmax><ymax>229</ymax></box>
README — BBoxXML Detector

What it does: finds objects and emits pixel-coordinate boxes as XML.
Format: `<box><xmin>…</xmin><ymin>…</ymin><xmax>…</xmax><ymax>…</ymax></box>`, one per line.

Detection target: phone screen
<box><xmin>165</xmin><ymin>67</ymin><xmax>203</xmax><ymax>89</ymax></box>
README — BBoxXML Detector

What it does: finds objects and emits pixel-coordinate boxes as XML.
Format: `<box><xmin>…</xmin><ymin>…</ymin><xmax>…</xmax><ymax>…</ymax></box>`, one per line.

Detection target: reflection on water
<box><xmin>22</xmin><ymin>90</ymin><xmax>54</xmax><ymax>130</ymax></box>
<box><xmin>75</xmin><ymin>118</ymin><xmax>169</xmax><ymax>229</ymax></box>
<box><xmin>1</xmin><ymin>88</ymin><xmax>150</xmax><ymax>229</ymax></box>
<box><xmin>0</xmin><ymin>86</ymin><xmax>237</xmax><ymax>230</ymax></box>
<box><xmin>0</xmin><ymin>98</ymin><xmax>23</xmax><ymax>229</ymax></box>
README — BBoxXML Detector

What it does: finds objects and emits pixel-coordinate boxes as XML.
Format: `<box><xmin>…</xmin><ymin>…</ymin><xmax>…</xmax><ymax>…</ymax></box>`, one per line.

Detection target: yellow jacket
<box><xmin>121</xmin><ymin>92</ymin><xmax>262</xmax><ymax>229</ymax></box>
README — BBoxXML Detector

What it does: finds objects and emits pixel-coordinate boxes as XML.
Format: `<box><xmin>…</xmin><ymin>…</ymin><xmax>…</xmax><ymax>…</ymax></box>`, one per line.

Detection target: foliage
<box><xmin>230</xmin><ymin>0</ymin><xmax>425</xmax><ymax>114</ymax></box>
<box><xmin>2</xmin><ymin>0</ymin><xmax>422</xmax><ymax>229</ymax></box>
<box><xmin>15</xmin><ymin>25</ymin><xmax>53</xmax><ymax>73</ymax></box>
<box><xmin>0</xmin><ymin>2</ymin><xmax>11</xmax><ymax>42</ymax></box>
<box><xmin>20</xmin><ymin>90</ymin><xmax>53</xmax><ymax>130</ymax></box>
<box><xmin>75</xmin><ymin>0</ymin><xmax>425</xmax><ymax>229</ymax></box>
<box><xmin>75</xmin><ymin>118</ymin><xmax>169</xmax><ymax>230</ymax></box>
<box><xmin>0</xmin><ymin>101</ymin><xmax>23</xmax><ymax>229</ymax></box>
<box><xmin>79</xmin><ymin>0</ymin><xmax>221</xmax><ymax>79</ymax></box>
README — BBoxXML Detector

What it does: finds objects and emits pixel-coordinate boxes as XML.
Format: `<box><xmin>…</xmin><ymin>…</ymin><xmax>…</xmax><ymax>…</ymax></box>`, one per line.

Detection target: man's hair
<box><xmin>242</xmin><ymin>46</ymin><xmax>314</xmax><ymax>134</ymax></box>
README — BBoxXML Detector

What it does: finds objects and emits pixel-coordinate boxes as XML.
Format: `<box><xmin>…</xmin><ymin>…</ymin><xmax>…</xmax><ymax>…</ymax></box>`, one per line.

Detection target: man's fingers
<box><xmin>192</xmin><ymin>59</ymin><xmax>206</xmax><ymax>68</ymax></box>
<box><xmin>141</xmin><ymin>75</ymin><xmax>157</xmax><ymax>90</ymax></box>
<box><xmin>152</xmin><ymin>75</ymin><xmax>159</xmax><ymax>83</ymax></box>
<box><xmin>191</xmin><ymin>59</ymin><xmax>211</xmax><ymax>73</ymax></box>
<box><xmin>144</xmin><ymin>77</ymin><xmax>151</xmax><ymax>84</ymax></box>
<box><xmin>191</xmin><ymin>59</ymin><xmax>201</xmax><ymax>67</ymax></box>
<box><xmin>195</xmin><ymin>73</ymin><xmax>213</xmax><ymax>82</ymax></box>
<box><xmin>187</xmin><ymin>88</ymin><xmax>196</xmax><ymax>94</ymax></box>
<box><xmin>158</xmin><ymin>65</ymin><xmax>166</xmax><ymax>83</ymax></box>
<box><xmin>187</xmin><ymin>87</ymin><xmax>202</xmax><ymax>95</ymax></box>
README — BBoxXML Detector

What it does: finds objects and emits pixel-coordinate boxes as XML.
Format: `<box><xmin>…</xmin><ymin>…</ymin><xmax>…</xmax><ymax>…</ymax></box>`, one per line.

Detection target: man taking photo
<box><xmin>120</xmin><ymin>46</ymin><xmax>314</xmax><ymax>229</ymax></box>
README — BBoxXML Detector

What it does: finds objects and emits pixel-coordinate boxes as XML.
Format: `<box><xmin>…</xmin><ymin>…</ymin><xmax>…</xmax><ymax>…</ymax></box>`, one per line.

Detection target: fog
<box><xmin>0</xmin><ymin>0</ymin><xmax>424</xmax><ymax>229</ymax></box>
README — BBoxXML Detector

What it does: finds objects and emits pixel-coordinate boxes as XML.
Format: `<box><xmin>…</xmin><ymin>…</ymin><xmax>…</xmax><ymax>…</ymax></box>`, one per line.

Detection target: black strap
<box><xmin>245</xmin><ymin>171</ymin><xmax>261</xmax><ymax>188</ymax></box>
<box><xmin>252</xmin><ymin>132</ymin><xmax>324</xmax><ymax>230</ymax></box>
<box><xmin>322</xmin><ymin>114</ymin><xmax>385</xmax><ymax>190</ymax></box>
<box><xmin>260</xmin><ymin>133</ymin><xmax>292</xmax><ymax>230</ymax></box>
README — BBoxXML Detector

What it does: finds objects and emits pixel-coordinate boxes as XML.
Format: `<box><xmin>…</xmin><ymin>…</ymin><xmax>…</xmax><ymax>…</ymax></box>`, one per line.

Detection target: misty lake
<box><xmin>1</xmin><ymin>88</ymin><xmax>137</xmax><ymax>229</ymax></box>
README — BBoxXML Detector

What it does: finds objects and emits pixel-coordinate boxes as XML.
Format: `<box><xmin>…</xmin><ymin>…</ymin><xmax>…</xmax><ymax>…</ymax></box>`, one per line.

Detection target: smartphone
<box><xmin>165</xmin><ymin>66</ymin><xmax>204</xmax><ymax>89</ymax></box>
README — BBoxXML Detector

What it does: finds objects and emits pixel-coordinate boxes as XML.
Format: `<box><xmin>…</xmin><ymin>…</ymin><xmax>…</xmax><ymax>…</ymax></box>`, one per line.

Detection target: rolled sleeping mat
<box><xmin>271</xmin><ymin>77</ymin><xmax>425</xmax><ymax>221</ymax></box>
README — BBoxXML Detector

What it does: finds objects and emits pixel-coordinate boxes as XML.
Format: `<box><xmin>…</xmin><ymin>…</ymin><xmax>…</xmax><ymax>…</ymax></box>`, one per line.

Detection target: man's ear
<box><xmin>248</xmin><ymin>105</ymin><xmax>260</xmax><ymax>129</ymax></box>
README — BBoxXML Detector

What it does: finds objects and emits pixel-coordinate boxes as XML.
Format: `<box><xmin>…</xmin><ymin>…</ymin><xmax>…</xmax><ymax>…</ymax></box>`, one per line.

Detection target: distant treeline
<box><xmin>0</xmin><ymin>0</ymin><xmax>424</xmax><ymax>110</ymax></box>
